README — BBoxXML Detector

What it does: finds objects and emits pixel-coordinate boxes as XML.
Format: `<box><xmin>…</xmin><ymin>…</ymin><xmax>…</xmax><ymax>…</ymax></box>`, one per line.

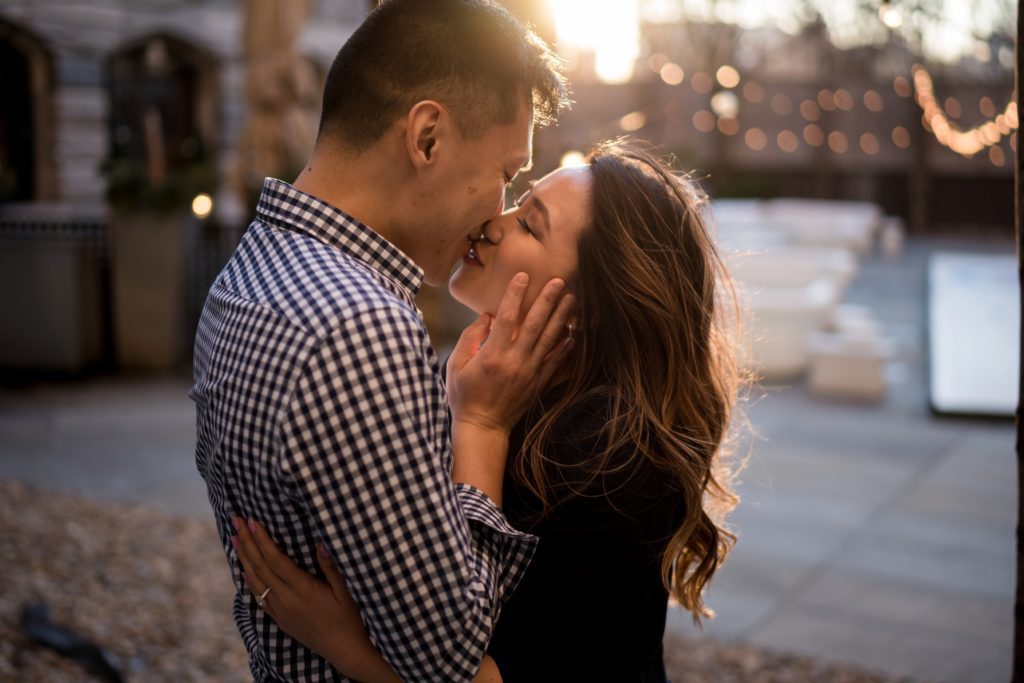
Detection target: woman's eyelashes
<box><xmin>513</xmin><ymin>187</ymin><xmax>537</xmax><ymax>237</ymax></box>
<box><xmin>516</xmin><ymin>215</ymin><xmax>534</xmax><ymax>236</ymax></box>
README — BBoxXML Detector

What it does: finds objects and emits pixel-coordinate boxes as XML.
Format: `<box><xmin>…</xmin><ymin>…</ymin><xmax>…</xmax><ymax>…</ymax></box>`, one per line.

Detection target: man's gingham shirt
<box><xmin>190</xmin><ymin>178</ymin><xmax>537</xmax><ymax>682</ymax></box>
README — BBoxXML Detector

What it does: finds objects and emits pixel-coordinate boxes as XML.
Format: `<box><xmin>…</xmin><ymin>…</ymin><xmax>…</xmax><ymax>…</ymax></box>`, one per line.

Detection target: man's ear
<box><xmin>405</xmin><ymin>100</ymin><xmax>448</xmax><ymax>170</ymax></box>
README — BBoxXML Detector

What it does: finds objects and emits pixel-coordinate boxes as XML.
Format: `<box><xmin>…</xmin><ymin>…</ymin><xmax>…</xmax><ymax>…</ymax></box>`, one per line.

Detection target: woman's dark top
<box><xmin>487</xmin><ymin>392</ymin><xmax>686</xmax><ymax>682</ymax></box>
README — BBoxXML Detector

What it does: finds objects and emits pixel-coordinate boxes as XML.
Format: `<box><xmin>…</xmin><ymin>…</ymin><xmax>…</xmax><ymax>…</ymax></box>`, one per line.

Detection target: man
<box><xmin>190</xmin><ymin>1</ymin><xmax>571</xmax><ymax>681</ymax></box>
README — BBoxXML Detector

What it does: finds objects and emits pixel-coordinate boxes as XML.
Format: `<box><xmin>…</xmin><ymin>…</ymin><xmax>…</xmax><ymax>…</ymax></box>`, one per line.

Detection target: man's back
<box><xmin>191</xmin><ymin>179</ymin><xmax>535</xmax><ymax>682</ymax></box>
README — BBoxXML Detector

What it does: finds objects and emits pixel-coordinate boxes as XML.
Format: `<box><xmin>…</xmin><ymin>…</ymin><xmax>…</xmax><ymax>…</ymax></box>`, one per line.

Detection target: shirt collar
<box><xmin>255</xmin><ymin>178</ymin><xmax>424</xmax><ymax>297</ymax></box>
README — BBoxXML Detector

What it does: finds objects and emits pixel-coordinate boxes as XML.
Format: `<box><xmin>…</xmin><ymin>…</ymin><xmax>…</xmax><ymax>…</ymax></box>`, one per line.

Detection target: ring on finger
<box><xmin>256</xmin><ymin>586</ymin><xmax>272</xmax><ymax>609</ymax></box>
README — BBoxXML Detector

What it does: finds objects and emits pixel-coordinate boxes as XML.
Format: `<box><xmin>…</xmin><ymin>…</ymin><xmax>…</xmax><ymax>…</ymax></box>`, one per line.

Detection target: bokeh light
<box><xmin>691</xmin><ymin>72</ymin><xmax>713</xmax><ymax>94</ymax></box>
<box><xmin>716</xmin><ymin>65</ymin><xmax>741</xmax><ymax>89</ymax></box>
<box><xmin>717</xmin><ymin>116</ymin><xmax>741</xmax><ymax>136</ymax></box>
<box><xmin>191</xmin><ymin>193</ymin><xmax>213</xmax><ymax>219</ymax></box>
<box><xmin>833</xmin><ymin>89</ymin><xmax>854</xmax><ymax>111</ymax></box>
<box><xmin>619</xmin><ymin>111</ymin><xmax>647</xmax><ymax>132</ymax></box>
<box><xmin>559</xmin><ymin>150</ymin><xmax>587</xmax><ymax>167</ymax></box>
<box><xmin>803</xmin><ymin>124</ymin><xmax>825</xmax><ymax>147</ymax></box>
<box><xmin>817</xmin><ymin>89</ymin><xmax>836</xmax><ymax>111</ymax></box>
<box><xmin>892</xmin><ymin>126</ymin><xmax>911</xmax><ymax>149</ymax></box>
<box><xmin>777</xmin><ymin>130</ymin><xmax>800</xmax><ymax>153</ymax></box>
<box><xmin>742</xmin><ymin>81</ymin><xmax>765</xmax><ymax>103</ymax></box>
<box><xmin>799</xmin><ymin>99</ymin><xmax>821</xmax><ymax>122</ymax></box>
<box><xmin>660</xmin><ymin>62</ymin><xmax>684</xmax><ymax>85</ymax></box>
<box><xmin>893</xmin><ymin>76</ymin><xmax>912</xmax><ymax>97</ymax></box>
<box><xmin>692</xmin><ymin>109</ymin><xmax>715</xmax><ymax>133</ymax></box>
<box><xmin>744</xmin><ymin>127</ymin><xmax>767</xmax><ymax>150</ymax></box>
<box><xmin>863</xmin><ymin>90</ymin><xmax>884</xmax><ymax>112</ymax></box>
<box><xmin>879</xmin><ymin>3</ymin><xmax>903</xmax><ymax>28</ymax></box>
<box><xmin>859</xmin><ymin>132</ymin><xmax>880</xmax><ymax>155</ymax></box>
<box><xmin>828</xmin><ymin>131</ymin><xmax>849</xmax><ymax>153</ymax></box>
<box><xmin>710</xmin><ymin>90</ymin><xmax>740</xmax><ymax>119</ymax></box>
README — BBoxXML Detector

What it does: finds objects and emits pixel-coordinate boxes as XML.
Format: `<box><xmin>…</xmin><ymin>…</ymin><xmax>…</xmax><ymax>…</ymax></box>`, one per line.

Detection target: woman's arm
<box><xmin>232</xmin><ymin>517</ymin><xmax>503</xmax><ymax>682</ymax></box>
<box><xmin>232</xmin><ymin>517</ymin><xmax>400</xmax><ymax>683</ymax></box>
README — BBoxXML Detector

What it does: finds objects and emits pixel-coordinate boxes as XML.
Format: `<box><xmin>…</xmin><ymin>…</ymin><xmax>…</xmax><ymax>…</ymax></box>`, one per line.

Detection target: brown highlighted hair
<box><xmin>318</xmin><ymin>0</ymin><xmax>570</xmax><ymax>150</ymax></box>
<box><xmin>515</xmin><ymin>140</ymin><xmax>744</xmax><ymax>624</ymax></box>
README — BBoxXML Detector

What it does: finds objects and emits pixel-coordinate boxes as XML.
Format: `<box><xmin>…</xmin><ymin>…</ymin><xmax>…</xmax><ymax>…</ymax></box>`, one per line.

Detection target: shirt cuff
<box><xmin>455</xmin><ymin>482</ymin><xmax>539</xmax><ymax>603</ymax></box>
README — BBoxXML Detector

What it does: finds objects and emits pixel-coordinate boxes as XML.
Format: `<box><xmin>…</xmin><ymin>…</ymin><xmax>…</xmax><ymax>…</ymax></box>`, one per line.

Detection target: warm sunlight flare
<box><xmin>879</xmin><ymin>3</ymin><xmax>904</xmax><ymax>29</ymax></box>
<box><xmin>547</xmin><ymin>0</ymin><xmax>639</xmax><ymax>83</ymax></box>
<box><xmin>559</xmin><ymin>150</ymin><xmax>587</xmax><ymax>167</ymax></box>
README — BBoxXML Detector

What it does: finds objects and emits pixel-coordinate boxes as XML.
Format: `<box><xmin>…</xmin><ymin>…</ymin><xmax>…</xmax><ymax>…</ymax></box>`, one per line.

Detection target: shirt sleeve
<box><xmin>278</xmin><ymin>302</ymin><xmax>536</xmax><ymax>682</ymax></box>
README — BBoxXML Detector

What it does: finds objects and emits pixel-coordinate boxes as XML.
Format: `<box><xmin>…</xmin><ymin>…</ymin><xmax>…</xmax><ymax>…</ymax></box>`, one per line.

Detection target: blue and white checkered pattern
<box><xmin>190</xmin><ymin>178</ymin><xmax>537</xmax><ymax>682</ymax></box>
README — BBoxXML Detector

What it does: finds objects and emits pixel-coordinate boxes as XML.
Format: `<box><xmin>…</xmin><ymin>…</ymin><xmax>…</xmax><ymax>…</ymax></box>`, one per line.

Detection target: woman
<box><xmin>232</xmin><ymin>140</ymin><xmax>743</xmax><ymax>682</ymax></box>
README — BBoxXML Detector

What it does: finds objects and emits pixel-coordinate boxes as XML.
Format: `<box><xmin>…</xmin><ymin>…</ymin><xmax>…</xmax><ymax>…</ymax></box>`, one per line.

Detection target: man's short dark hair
<box><xmin>319</xmin><ymin>0</ymin><xmax>570</xmax><ymax>150</ymax></box>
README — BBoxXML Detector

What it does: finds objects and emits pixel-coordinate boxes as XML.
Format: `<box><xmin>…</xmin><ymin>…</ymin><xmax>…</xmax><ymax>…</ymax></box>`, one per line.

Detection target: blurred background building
<box><xmin>0</xmin><ymin>3</ymin><xmax>1017</xmax><ymax>681</ymax></box>
<box><xmin>0</xmin><ymin>0</ymin><xmax>1014</xmax><ymax>376</ymax></box>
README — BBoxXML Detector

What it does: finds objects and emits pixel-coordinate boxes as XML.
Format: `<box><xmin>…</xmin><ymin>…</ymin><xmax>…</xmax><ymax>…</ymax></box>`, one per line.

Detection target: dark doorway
<box><xmin>0</xmin><ymin>38</ymin><xmax>35</xmax><ymax>202</ymax></box>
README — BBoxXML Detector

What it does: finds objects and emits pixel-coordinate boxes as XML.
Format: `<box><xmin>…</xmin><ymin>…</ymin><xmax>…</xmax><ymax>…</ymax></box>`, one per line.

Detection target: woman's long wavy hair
<box><xmin>513</xmin><ymin>140</ymin><xmax>744</xmax><ymax>625</ymax></box>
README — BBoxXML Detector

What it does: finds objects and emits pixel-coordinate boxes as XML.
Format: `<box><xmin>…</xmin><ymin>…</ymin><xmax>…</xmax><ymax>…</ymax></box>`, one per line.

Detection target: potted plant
<box><xmin>102</xmin><ymin>124</ymin><xmax>218</xmax><ymax>371</ymax></box>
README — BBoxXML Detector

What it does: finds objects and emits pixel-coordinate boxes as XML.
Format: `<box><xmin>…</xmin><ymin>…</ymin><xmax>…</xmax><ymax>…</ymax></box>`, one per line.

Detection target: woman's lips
<box><xmin>463</xmin><ymin>240</ymin><xmax>483</xmax><ymax>267</ymax></box>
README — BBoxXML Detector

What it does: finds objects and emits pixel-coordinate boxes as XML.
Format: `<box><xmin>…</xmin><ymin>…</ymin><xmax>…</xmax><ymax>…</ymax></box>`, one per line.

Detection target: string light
<box><xmin>645</xmin><ymin>55</ymin><xmax>1010</xmax><ymax>164</ymax></box>
<box><xmin>828</xmin><ymin>131</ymin><xmax>849</xmax><ymax>153</ymax></box>
<box><xmin>863</xmin><ymin>90</ymin><xmax>884</xmax><ymax>112</ymax></box>
<box><xmin>692</xmin><ymin>110</ymin><xmax>715</xmax><ymax>133</ymax></box>
<box><xmin>742</xmin><ymin>81</ymin><xmax>765</xmax><ymax>103</ymax></box>
<box><xmin>744</xmin><ymin>128</ymin><xmax>768</xmax><ymax>151</ymax></box>
<box><xmin>833</xmin><ymin>89</ymin><xmax>855</xmax><ymax>111</ymax></box>
<box><xmin>804</xmin><ymin>124</ymin><xmax>825</xmax><ymax>147</ymax></box>
<box><xmin>799</xmin><ymin>99</ymin><xmax>821</xmax><ymax>122</ymax></box>
<box><xmin>690</xmin><ymin>72</ymin><xmax>713</xmax><ymax>93</ymax></box>
<box><xmin>911</xmin><ymin>63</ymin><xmax>1016</xmax><ymax>157</ymax></box>
<box><xmin>777</xmin><ymin>130</ymin><xmax>800</xmax><ymax>153</ymax></box>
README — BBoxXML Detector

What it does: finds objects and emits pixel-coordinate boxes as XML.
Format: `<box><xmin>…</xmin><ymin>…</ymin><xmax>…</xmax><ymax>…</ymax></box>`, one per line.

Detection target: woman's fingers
<box><xmin>315</xmin><ymin>544</ymin><xmax>352</xmax><ymax>604</ymax></box>
<box><xmin>487</xmin><ymin>272</ymin><xmax>532</xmax><ymax>349</ymax></box>
<box><xmin>231</xmin><ymin>525</ymin><xmax>275</xmax><ymax>616</ymax></box>
<box><xmin>530</xmin><ymin>292</ymin><xmax>575</xmax><ymax>368</ymax></box>
<box><xmin>248</xmin><ymin>520</ymin><xmax>313</xmax><ymax>590</ymax></box>
<box><xmin>513</xmin><ymin>277</ymin><xmax>568</xmax><ymax>357</ymax></box>
<box><xmin>233</xmin><ymin>516</ymin><xmax>287</xmax><ymax>591</ymax></box>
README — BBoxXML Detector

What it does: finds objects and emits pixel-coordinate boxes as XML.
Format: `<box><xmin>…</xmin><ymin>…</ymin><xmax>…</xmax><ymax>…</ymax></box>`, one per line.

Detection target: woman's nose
<box><xmin>479</xmin><ymin>219</ymin><xmax>503</xmax><ymax>244</ymax></box>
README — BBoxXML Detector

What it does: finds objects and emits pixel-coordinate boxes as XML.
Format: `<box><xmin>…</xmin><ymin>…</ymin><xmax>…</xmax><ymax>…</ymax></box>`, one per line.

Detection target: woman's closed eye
<box><xmin>517</xmin><ymin>215</ymin><xmax>535</xmax><ymax>236</ymax></box>
<box><xmin>514</xmin><ymin>183</ymin><xmax>538</xmax><ymax>237</ymax></box>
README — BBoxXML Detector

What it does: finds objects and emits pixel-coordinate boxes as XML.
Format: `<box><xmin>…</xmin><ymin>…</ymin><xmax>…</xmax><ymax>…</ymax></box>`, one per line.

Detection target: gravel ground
<box><xmin>1</xmin><ymin>481</ymin><xmax>921</xmax><ymax>683</ymax></box>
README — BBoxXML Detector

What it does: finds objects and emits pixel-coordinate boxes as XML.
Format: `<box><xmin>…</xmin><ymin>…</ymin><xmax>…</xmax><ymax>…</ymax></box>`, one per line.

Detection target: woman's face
<box><xmin>449</xmin><ymin>165</ymin><xmax>592</xmax><ymax>318</ymax></box>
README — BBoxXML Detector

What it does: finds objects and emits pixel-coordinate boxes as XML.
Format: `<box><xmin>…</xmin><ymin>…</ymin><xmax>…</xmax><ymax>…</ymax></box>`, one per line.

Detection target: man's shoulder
<box><xmin>231</xmin><ymin>220</ymin><xmax>424</xmax><ymax>339</ymax></box>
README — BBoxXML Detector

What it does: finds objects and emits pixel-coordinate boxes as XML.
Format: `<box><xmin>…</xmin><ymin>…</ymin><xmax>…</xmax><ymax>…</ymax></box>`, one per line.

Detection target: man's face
<box><xmin>415</xmin><ymin>101</ymin><xmax>533</xmax><ymax>286</ymax></box>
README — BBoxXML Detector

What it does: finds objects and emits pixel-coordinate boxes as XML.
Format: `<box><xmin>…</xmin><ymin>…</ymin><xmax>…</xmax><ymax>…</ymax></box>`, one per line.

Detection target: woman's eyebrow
<box><xmin>531</xmin><ymin>194</ymin><xmax>551</xmax><ymax>235</ymax></box>
<box><xmin>520</xmin><ymin>181</ymin><xmax>551</xmax><ymax>235</ymax></box>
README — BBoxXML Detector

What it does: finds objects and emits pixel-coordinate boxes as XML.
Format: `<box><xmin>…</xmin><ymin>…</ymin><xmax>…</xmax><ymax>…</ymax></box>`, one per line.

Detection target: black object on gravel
<box><xmin>20</xmin><ymin>602</ymin><xmax>126</xmax><ymax>683</ymax></box>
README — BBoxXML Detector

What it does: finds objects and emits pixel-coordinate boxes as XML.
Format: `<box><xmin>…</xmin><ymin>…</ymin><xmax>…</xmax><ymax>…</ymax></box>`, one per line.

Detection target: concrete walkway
<box><xmin>0</xmin><ymin>236</ymin><xmax>1016</xmax><ymax>683</ymax></box>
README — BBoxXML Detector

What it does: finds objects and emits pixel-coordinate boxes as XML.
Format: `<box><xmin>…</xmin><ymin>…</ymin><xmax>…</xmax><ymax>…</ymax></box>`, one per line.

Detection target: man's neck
<box><xmin>291</xmin><ymin>139</ymin><xmax>405</xmax><ymax>247</ymax></box>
